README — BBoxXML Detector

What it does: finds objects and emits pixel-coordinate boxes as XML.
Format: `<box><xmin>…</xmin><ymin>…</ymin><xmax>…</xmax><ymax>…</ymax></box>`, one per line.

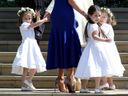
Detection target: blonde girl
<box><xmin>12</xmin><ymin>7</ymin><xmax>47</xmax><ymax>91</ymax></box>
<box><xmin>99</xmin><ymin>7</ymin><xmax>125</xmax><ymax>90</ymax></box>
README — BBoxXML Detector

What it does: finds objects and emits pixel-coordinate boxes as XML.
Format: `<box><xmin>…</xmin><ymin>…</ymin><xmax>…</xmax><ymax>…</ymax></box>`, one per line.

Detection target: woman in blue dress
<box><xmin>46</xmin><ymin>0</ymin><xmax>87</xmax><ymax>93</ymax></box>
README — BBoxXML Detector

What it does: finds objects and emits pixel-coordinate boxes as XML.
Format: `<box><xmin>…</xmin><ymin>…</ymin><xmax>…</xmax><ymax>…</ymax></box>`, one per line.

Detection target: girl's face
<box><xmin>99</xmin><ymin>12</ymin><xmax>108</xmax><ymax>24</ymax></box>
<box><xmin>89</xmin><ymin>11</ymin><xmax>101</xmax><ymax>23</ymax></box>
<box><xmin>22</xmin><ymin>13</ymin><xmax>33</xmax><ymax>23</ymax></box>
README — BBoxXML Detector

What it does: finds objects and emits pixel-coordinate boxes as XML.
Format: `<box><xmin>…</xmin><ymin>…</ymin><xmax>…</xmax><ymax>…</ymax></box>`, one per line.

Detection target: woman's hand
<box><xmin>68</xmin><ymin>0</ymin><xmax>87</xmax><ymax>19</ymax></box>
<box><xmin>43</xmin><ymin>12</ymin><xmax>51</xmax><ymax>22</ymax></box>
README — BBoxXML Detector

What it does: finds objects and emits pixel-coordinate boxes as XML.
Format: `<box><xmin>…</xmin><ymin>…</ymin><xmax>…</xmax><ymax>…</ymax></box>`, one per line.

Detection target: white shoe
<box><xmin>80</xmin><ymin>88</ymin><xmax>90</xmax><ymax>93</ymax></box>
<box><xmin>24</xmin><ymin>80</ymin><xmax>36</xmax><ymax>90</ymax></box>
<box><xmin>109</xmin><ymin>84</ymin><xmax>116</xmax><ymax>90</ymax></box>
<box><xmin>21</xmin><ymin>83</ymin><xmax>33</xmax><ymax>91</ymax></box>
<box><xmin>100</xmin><ymin>83</ymin><xmax>109</xmax><ymax>90</ymax></box>
<box><xmin>95</xmin><ymin>88</ymin><xmax>103</xmax><ymax>93</ymax></box>
<box><xmin>21</xmin><ymin>86</ymin><xmax>32</xmax><ymax>91</ymax></box>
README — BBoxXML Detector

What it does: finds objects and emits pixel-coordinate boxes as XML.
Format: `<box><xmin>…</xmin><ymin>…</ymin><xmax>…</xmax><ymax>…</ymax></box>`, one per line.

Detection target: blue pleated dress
<box><xmin>46</xmin><ymin>0</ymin><xmax>81</xmax><ymax>69</ymax></box>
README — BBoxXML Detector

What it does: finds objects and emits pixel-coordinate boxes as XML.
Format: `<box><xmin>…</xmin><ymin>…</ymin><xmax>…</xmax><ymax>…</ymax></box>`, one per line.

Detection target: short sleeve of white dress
<box><xmin>19</xmin><ymin>22</ymin><xmax>34</xmax><ymax>40</ymax></box>
<box><xmin>108</xmin><ymin>24</ymin><xmax>114</xmax><ymax>40</ymax></box>
<box><xmin>20</xmin><ymin>22</ymin><xmax>31</xmax><ymax>32</ymax></box>
<box><xmin>87</xmin><ymin>23</ymin><xmax>99</xmax><ymax>39</ymax></box>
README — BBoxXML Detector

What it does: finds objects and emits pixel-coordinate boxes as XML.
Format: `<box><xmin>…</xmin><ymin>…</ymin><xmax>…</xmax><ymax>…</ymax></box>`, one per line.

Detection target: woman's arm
<box><xmin>68</xmin><ymin>0</ymin><xmax>87</xmax><ymax>18</ymax></box>
<box><xmin>43</xmin><ymin>12</ymin><xmax>51</xmax><ymax>22</ymax></box>
<box><xmin>45</xmin><ymin>0</ymin><xmax>54</xmax><ymax>14</ymax></box>
<box><xmin>42</xmin><ymin>0</ymin><xmax>55</xmax><ymax>22</ymax></box>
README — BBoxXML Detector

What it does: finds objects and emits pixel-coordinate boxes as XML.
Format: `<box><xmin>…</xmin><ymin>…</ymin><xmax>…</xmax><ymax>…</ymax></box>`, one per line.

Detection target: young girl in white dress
<box><xmin>99</xmin><ymin>7</ymin><xmax>125</xmax><ymax>90</ymax></box>
<box><xmin>11</xmin><ymin>7</ymin><xmax>47</xmax><ymax>91</ymax></box>
<box><xmin>75</xmin><ymin>5</ymin><xmax>114</xmax><ymax>93</ymax></box>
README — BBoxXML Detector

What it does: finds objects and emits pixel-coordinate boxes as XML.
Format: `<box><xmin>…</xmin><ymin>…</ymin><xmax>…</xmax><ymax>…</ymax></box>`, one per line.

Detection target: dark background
<box><xmin>0</xmin><ymin>0</ymin><xmax>128</xmax><ymax>8</ymax></box>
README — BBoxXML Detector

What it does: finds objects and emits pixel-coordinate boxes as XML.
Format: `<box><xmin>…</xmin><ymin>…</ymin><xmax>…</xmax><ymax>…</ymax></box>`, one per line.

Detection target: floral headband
<box><xmin>101</xmin><ymin>7</ymin><xmax>114</xmax><ymax>17</ymax></box>
<box><xmin>17</xmin><ymin>7</ymin><xmax>35</xmax><ymax>17</ymax></box>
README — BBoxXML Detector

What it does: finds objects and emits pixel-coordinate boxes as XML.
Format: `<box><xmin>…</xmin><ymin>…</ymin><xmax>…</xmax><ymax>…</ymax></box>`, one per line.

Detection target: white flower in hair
<box><xmin>109</xmin><ymin>12</ymin><xmax>113</xmax><ymax>17</ymax></box>
<box><xmin>17</xmin><ymin>7</ymin><xmax>35</xmax><ymax>17</ymax></box>
<box><xmin>21</xmin><ymin>7</ymin><xmax>26</xmax><ymax>11</ymax></box>
<box><xmin>101</xmin><ymin>7</ymin><xmax>114</xmax><ymax>18</ymax></box>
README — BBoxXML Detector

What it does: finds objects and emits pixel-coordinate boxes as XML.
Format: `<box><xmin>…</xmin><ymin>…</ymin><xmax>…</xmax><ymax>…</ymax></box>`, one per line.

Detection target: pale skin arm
<box><xmin>92</xmin><ymin>31</ymin><xmax>112</xmax><ymax>42</ymax></box>
<box><xmin>28</xmin><ymin>10</ymin><xmax>48</xmax><ymax>29</ymax></box>
<box><xmin>68</xmin><ymin>0</ymin><xmax>87</xmax><ymax>18</ymax></box>
<box><xmin>28</xmin><ymin>19</ymin><xmax>46</xmax><ymax>29</ymax></box>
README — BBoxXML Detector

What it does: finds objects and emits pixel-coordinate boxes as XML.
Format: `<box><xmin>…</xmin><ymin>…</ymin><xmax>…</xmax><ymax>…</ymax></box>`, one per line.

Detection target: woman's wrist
<box><xmin>81</xmin><ymin>11</ymin><xmax>87</xmax><ymax>19</ymax></box>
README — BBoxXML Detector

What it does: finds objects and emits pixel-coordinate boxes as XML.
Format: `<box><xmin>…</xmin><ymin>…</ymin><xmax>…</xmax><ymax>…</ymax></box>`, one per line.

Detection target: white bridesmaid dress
<box><xmin>12</xmin><ymin>22</ymin><xmax>46</xmax><ymax>75</ymax></box>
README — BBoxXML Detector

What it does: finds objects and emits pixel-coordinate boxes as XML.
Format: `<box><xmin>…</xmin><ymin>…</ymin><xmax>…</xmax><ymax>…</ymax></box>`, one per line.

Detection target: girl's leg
<box><xmin>81</xmin><ymin>80</ymin><xmax>88</xmax><ymax>89</ymax></box>
<box><xmin>27</xmin><ymin>69</ymin><xmax>37</xmax><ymax>81</ymax></box>
<box><xmin>95</xmin><ymin>77</ymin><xmax>101</xmax><ymax>89</ymax></box>
<box><xmin>101</xmin><ymin>77</ymin><xmax>107</xmax><ymax>85</ymax></box>
<box><xmin>107</xmin><ymin>77</ymin><xmax>116</xmax><ymax>90</ymax></box>
<box><xmin>80</xmin><ymin>80</ymin><xmax>90</xmax><ymax>93</ymax></box>
<box><xmin>21</xmin><ymin>68</ymin><xmax>29</xmax><ymax>90</ymax></box>
<box><xmin>107</xmin><ymin>77</ymin><xmax>114</xmax><ymax>85</ymax></box>
<box><xmin>100</xmin><ymin>77</ymin><xmax>109</xmax><ymax>89</ymax></box>
<box><xmin>95</xmin><ymin>77</ymin><xmax>102</xmax><ymax>93</ymax></box>
<box><xmin>24</xmin><ymin>69</ymin><xmax>37</xmax><ymax>90</ymax></box>
<box><xmin>22</xmin><ymin>68</ymin><xmax>28</xmax><ymax>84</ymax></box>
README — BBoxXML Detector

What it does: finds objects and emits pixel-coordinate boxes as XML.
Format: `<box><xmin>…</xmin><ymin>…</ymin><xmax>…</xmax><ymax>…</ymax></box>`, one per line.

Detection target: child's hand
<box><xmin>105</xmin><ymin>38</ymin><xmax>112</xmax><ymax>42</ymax></box>
<box><xmin>35</xmin><ymin>10</ymin><xmax>41</xmax><ymax>18</ymax></box>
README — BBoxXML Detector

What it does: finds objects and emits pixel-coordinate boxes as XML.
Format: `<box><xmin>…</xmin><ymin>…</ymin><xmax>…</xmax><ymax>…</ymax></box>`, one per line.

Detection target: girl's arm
<box><xmin>68</xmin><ymin>0</ymin><xmax>87</xmax><ymax>18</ymax></box>
<box><xmin>92</xmin><ymin>31</ymin><xmax>112</xmax><ymax>42</ymax></box>
<box><xmin>28</xmin><ymin>19</ymin><xmax>46</xmax><ymax>29</ymax></box>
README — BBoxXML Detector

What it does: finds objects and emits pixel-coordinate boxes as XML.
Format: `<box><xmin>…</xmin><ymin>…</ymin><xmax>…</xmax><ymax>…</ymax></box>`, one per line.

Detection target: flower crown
<box><xmin>101</xmin><ymin>7</ymin><xmax>113</xmax><ymax>18</ymax></box>
<box><xmin>17</xmin><ymin>7</ymin><xmax>35</xmax><ymax>17</ymax></box>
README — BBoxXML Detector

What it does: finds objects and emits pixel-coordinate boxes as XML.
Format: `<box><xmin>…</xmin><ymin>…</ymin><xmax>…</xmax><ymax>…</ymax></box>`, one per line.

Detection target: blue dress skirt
<box><xmin>46</xmin><ymin>0</ymin><xmax>81</xmax><ymax>69</ymax></box>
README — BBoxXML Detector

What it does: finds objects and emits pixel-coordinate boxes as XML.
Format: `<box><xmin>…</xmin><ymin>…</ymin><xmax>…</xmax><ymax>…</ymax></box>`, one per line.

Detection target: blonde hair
<box><xmin>101</xmin><ymin>7</ymin><xmax>117</xmax><ymax>26</ymax></box>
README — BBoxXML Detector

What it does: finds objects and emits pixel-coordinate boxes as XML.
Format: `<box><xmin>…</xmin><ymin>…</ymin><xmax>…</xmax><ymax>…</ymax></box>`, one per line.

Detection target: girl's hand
<box><xmin>105</xmin><ymin>38</ymin><xmax>112</xmax><ymax>42</ymax></box>
<box><xmin>35</xmin><ymin>10</ymin><xmax>41</xmax><ymax>18</ymax></box>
